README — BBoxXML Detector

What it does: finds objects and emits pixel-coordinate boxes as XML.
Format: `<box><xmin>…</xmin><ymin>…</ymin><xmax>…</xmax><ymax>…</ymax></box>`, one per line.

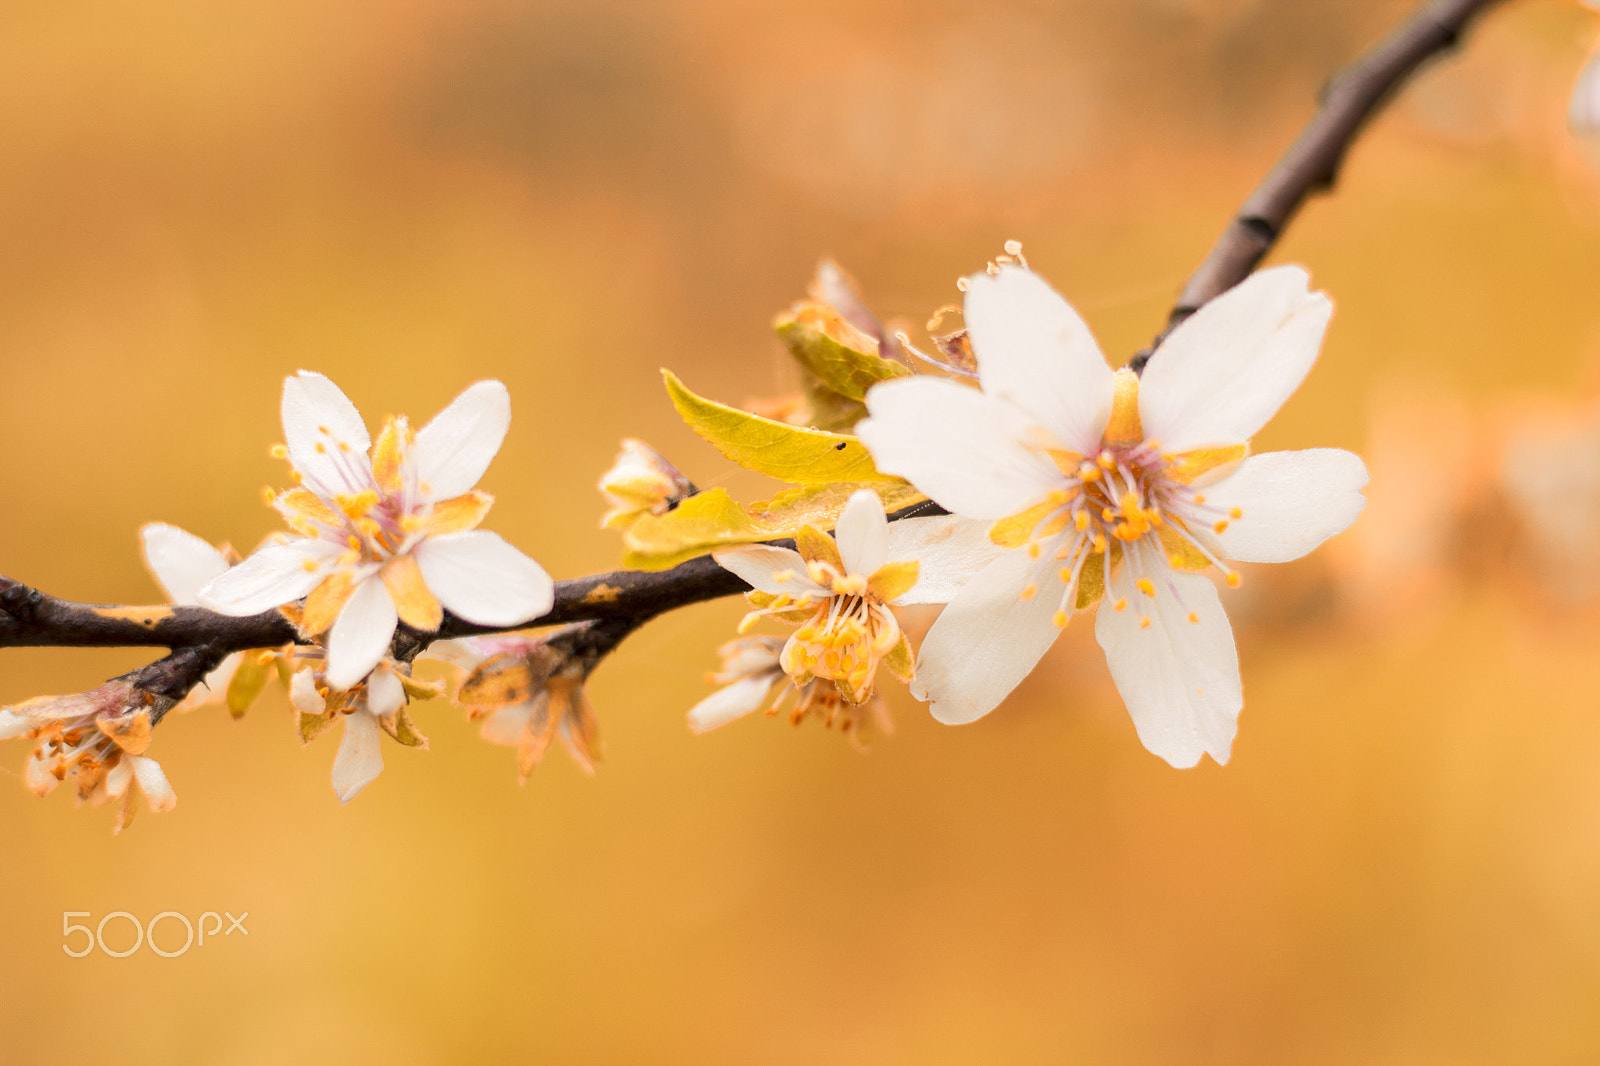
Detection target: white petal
<box><xmin>912</xmin><ymin>547</ymin><xmax>1067</xmax><ymax>725</ymax></box>
<box><xmin>480</xmin><ymin>700</ymin><xmax>537</xmax><ymax>746</ymax></box>
<box><xmin>366</xmin><ymin>667</ymin><xmax>406</xmax><ymax>718</ymax></box>
<box><xmin>711</xmin><ymin>545</ymin><xmax>821</xmax><ymax>597</ymax></box>
<box><xmin>290</xmin><ymin>668</ymin><xmax>326</xmax><ymax>715</ymax></box>
<box><xmin>281</xmin><ymin>371</ymin><xmax>373</xmax><ymax>497</ymax></box>
<box><xmin>963</xmin><ymin>264</ymin><xmax>1116</xmax><ymax>454</ymax></box>
<box><xmin>412</xmin><ymin>531</ymin><xmax>554</xmax><ymax>627</ymax></box>
<box><xmin>0</xmin><ymin>709</ymin><xmax>32</xmax><ymax>739</ymax></box>
<box><xmin>1095</xmin><ymin>554</ymin><xmax>1240</xmax><ymax>769</ymax></box>
<box><xmin>104</xmin><ymin>756</ymin><xmax>135</xmax><ymax>799</ymax></box>
<box><xmin>1572</xmin><ymin>52</ymin><xmax>1600</xmax><ymax>135</ymax></box>
<box><xmin>197</xmin><ymin>539</ymin><xmax>343</xmax><ymax>616</ymax></box>
<box><xmin>886</xmin><ymin>515</ymin><xmax>1011</xmax><ymax>606</ymax></box>
<box><xmin>326</xmin><ymin>576</ymin><xmax>398</xmax><ymax>690</ymax></box>
<box><xmin>833</xmin><ymin>489</ymin><xmax>889</xmax><ymax>576</ymax></box>
<box><xmin>1138</xmin><ymin>266</ymin><xmax>1332</xmax><ymax>453</ymax></box>
<box><xmin>687</xmin><ymin>674</ymin><xmax>777</xmax><ymax>733</ymax></box>
<box><xmin>860</xmin><ymin>377</ymin><xmax>1063</xmax><ymax>520</ymax></box>
<box><xmin>140</xmin><ymin>523</ymin><xmax>230</xmax><ymax>605</ymax></box>
<box><xmin>1191</xmin><ymin>448</ymin><xmax>1368</xmax><ymax>564</ymax></box>
<box><xmin>412</xmin><ymin>380</ymin><xmax>511</xmax><ymax>500</ymax></box>
<box><xmin>130</xmin><ymin>756</ymin><xmax>177</xmax><ymax>813</ymax></box>
<box><xmin>331</xmin><ymin>709</ymin><xmax>384</xmax><ymax>804</ymax></box>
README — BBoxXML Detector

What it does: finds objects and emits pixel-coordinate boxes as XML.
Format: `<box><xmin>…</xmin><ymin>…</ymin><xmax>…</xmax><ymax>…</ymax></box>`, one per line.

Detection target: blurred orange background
<box><xmin>4</xmin><ymin>1</ymin><xmax>1600</xmax><ymax>1062</ymax></box>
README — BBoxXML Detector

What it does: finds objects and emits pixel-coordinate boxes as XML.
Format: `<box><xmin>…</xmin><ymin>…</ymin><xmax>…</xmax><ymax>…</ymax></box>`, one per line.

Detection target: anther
<box><xmin>1135</xmin><ymin>578</ymin><xmax>1155</xmax><ymax>597</ymax></box>
<box><xmin>1139</xmin><ymin>616</ymin><xmax>1151</xmax><ymax>629</ymax></box>
<box><xmin>1052</xmin><ymin>610</ymin><xmax>1068</xmax><ymax>629</ymax></box>
<box><xmin>1019</xmin><ymin>584</ymin><xmax>1038</xmax><ymax>601</ymax></box>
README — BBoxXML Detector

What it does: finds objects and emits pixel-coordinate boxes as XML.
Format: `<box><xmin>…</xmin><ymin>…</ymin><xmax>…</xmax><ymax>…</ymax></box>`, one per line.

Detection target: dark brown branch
<box><xmin>1130</xmin><ymin>0</ymin><xmax>1507</xmax><ymax>373</ymax></box>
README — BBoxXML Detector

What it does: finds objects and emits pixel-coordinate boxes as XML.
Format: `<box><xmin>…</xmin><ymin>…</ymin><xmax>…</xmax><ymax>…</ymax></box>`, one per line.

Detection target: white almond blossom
<box><xmin>290</xmin><ymin>658</ymin><xmax>437</xmax><ymax>804</ymax></box>
<box><xmin>140</xmin><ymin>522</ymin><xmax>243</xmax><ymax>711</ymax></box>
<box><xmin>0</xmin><ymin>682</ymin><xmax>177</xmax><ymax>833</ymax></box>
<box><xmin>685</xmin><ymin>634</ymin><xmax>893</xmax><ymax>744</ymax></box>
<box><xmin>445</xmin><ymin>634</ymin><xmax>603</xmax><ymax>780</ymax></box>
<box><xmin>199</xmin><ymin>372</ymin><xmax>554</xmax><ymax>690</ymax></box>
<box><xmin>711</xmin><ymin>489</ymin><xmax>1006</xmax><ymax>705</ymax></box>
<box><xmin>858</xmin><ymin>260</ymin><xmax>1368</xmax><ymax>767</ymax></box>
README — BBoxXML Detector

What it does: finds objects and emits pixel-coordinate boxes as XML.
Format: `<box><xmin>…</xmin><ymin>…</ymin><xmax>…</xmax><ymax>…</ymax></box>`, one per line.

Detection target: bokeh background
<box><xmin>4</xmin><ymin>1</ymin><xmax>1600</xmax><ymax>1062</ymax></box>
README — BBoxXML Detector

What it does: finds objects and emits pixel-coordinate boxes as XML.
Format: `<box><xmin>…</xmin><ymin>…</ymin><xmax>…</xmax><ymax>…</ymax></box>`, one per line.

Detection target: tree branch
<box><xmin>0</xmin><ymin>0</ymin><xmax>1512</xmax><ymax>708</ymax></box>
<box><xmin>1130</xmin><ymin>0</ymin><xmax>1508</xmax><ymax>372</ymax></box>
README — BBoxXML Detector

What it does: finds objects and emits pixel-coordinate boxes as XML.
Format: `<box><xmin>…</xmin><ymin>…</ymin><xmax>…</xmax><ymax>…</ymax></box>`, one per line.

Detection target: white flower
<box><xmin>858</xmin><ymin>261</ymin><xmax>1368</xmax><ymax>767</ymax></box>
<box><xmin>140</xmin><ymin>523</ymin><xmax>244</xmax><ymax>712</ymax></box>
<box><xmin>199</xmin><ymin>372</ymin><xmax>554</xmax><ymax>690</ymax></box>
<box><xmin>290</xmin><ymin>658</ymin><xmax>435</xmax><ymax>804</ymax></box>
<box><xmin>1</xmin><ymin>681</ymin><xmax>177</xmax><ymax>833</ymax></box>
<box><xmin>711</xmin><ymin>489</ymin><xmax>1005</xmax><ymax>704</ymax></box>
<box><xmin>685</xmin><ymin>634</ymin><xmax>893</xmax><ymax>745</ymax></box>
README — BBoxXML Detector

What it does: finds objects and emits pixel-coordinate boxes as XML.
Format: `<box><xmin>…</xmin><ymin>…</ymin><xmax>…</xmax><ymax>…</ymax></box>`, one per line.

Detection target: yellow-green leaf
<box><xmin>298</xmin><ymin>709</ymin><xmax>337</xmax><ymax>745</ymax></box>
<box><xmin>747</xmin><ymin>480</ymin><xmax>928</xmax><ymax>530</ymax></box>
<box><xmin>621</xmin><ymin>487</ymin><xmax>776</xmax><ymax>571</ymax></box>
<box><xmin>775</xmin><ymin>301</ymin><xmax>911</xmax><ymax>403</ymax></box>
<box><xmin>225</xmin><ymin>651</ymin><xmax>274</xmax><ymax>719</ymax></box>
<box><xmin>663</xmin><ymin>371</ymin><xmax>893</xmax><ymax>484</ymax></box>
<box><xmin>380</xmin><ymin>707</ymin><xmax>430</xmax><ymax>749</ymax></box>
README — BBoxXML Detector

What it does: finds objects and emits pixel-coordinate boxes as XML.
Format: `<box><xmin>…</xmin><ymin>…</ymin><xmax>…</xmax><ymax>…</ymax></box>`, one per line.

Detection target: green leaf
<box><xmin>747</xmin><ymin>481</ymin><xmax>927</xmax><ymax>530</ymax></box>
<box><xmin>663</xmin><ymin>371</ymin><xmax>894</xmax><ymax>484</ymax></box>
<box><xmin>775</xmin><ymin>302</ymin><xmax>910</xmax><ymax>402</ymax></box>
<box><xmin>621</xmin><ymin>488</ymin><xmax>777</xmax><ymax>571</ymax></box>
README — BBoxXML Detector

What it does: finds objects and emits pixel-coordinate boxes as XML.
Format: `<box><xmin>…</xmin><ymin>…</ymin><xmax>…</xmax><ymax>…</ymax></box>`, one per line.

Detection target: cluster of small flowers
<box><xmin>1</xmin><ymin>242</ymin><xmax>1372</xmax><ymax>830</ymax></box>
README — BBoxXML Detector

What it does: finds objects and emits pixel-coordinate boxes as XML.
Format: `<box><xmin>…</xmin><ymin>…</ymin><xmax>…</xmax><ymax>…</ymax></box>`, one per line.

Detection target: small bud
<box><xmin>598</xmin><ymin>439</ymin><xmax>694</xmax><ymax>530</ymax></box>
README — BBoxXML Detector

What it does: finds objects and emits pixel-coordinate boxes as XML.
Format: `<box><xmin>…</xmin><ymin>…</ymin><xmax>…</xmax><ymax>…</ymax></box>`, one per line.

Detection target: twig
<box><xmin>0</xmin><ymin>0</ymin><xmax>1511</xmax><ymax>708</ymax></box>
<box><xmin>1130</xmin><ymin>0</ymin><xmax>1507</xmax><ymax>373</ymax></box>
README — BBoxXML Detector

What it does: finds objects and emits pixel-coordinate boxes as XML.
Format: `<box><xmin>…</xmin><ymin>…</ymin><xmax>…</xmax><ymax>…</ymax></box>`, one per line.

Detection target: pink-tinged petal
<box><xmin>412</xmin><ymin>380</ymin><xmax>511</xmax><ymax>500</ymax></box>
<box><xmin>281</xmin><ymin>371</ymin><xmax>373</xmax><ymax>498</ymax></box>
<box><xmin>140</xmin><ymin>523</ymin><xmax>230</xmax><ymax>605</ymax></box>
<box><xmin>1139</xmin><ymin>266</ymin><xmax>1332</xmax><ymax>453</ymax></box>
<box><xmin>912</xmin><ymin>547</ymin><xmax>1067</xmax><ymax>725</ymax></box>
<box><xmin>480</xmin><ymin>701</ymin><xmax>537</xmax><ymax>746</ymax></box>
<box><xmin>331</xmin><ymin>709</ymin><xmax>384</xmax><ymax>804</ymax></box>
<box><xmin>886</xmin><ymin>515</ymin><xmax>1011</xmax><ymax>606</ymax></box>
<box><xmin>130</xmin><ymin>756</ymin><xmax>176</xmax><ymax>813</ymax></box>
<box><xmin>833</xmin><ymin>489</ymin><xmax>889</xmax><ymax>576</ymax></box>
<box><xmin>860</xmin><ymin>377</ymin><xmax>1062</xmax><ymax>520</ymax></box>
<box><xmin>412</xmin><ymin>531</ymin><xmax>553</xmax><ymax>627</ymax></box>
<box><xmin>712</xmin><ymin>545</ymin><xmax>822</xmax><ymax>597</ymax></box>
<box><xmin>366</xmin><ymin>667</ymin><xmax>406</xmax><ymax>718</ymax></box>
<box><xmin>1572</xmin><ymin>52</ymin><xmax>1600</xmax><ymax>135</ymax></box>
<box><xmin>1095</xmin><ymin>554</ymin><xmax>1240</xmax><ymax>769</ymax></box>
<box><xmin>326</xmin><ymin>576</ymin><xmax>398</xmax><ymax>691</ymax></box>
<box><xmin>1191</xmin><ymin>448</ymin><xmax>1368</xmax><ymax>564</ymax></box>
<box><xmin>963</xmin><ymin>264</ymin><xmax>1116</xmax><ymax>454</ymax></box>
<box><xmin>197</xmin><ymin>539</ymin><xmax>344</xmax><ymax>616</ymax></box>
<box><xmin>290</xmin><ymin>669</ymin><xmax>325</xmax><ymax>715</ymax></box>
<box><xmin>687</xmin><ymin>674</ymin><xmax>777</xmax><ymax>733</ymax></box>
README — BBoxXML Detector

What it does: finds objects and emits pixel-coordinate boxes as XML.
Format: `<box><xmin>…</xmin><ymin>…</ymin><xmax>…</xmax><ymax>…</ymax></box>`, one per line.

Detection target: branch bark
<box><xmin>0</xmin><ymin>0</ymin><xmax>1512</xmax><ymax>704</ymax></box>
<box><xmin>1130</xmin><ymin>0</ymin><xmax>1507</xmax><ymax>373</ymax></box>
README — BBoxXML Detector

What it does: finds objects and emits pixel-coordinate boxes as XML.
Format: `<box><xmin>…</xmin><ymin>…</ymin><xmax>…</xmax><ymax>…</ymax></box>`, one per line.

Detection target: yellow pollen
<box><xmin>1079</xmin><ymin>462</ymin><xmax>1100</xmax><ymax>481</ymax></box>
<box><xmin>1113</xmin><ymin>597</ymin><xmax>1127</xmax><ymax>611</ymax></box>
<box><xmin>1059</xmin><ymin>568</ymin><xmax>1073</xmax><ymax>582</ymax></box>
<box><xmin>1229</xmin><ymin>508</ymin><xmax>1242</xmax><ymax>520</ymax></box>
<box><xmin>1225</xmin><ymin>572</ymin><xmax>1242</xmax><ymax>588</ymax></box>
<box><xmin>1135</xmin><ymin>578</ymin><xmax>1155</xmax><ymax>597</ymax></box>
<box><xmin>269</xmin><ymin>444</ymin><xmax>288</xmax><ymax>460</ymax></box>
<box><xmin>1052</xmin><ymin>610</ymin><xmax>1068</xmax><ymax>629</ymax></box>
<box><xmin>301</xmin><ymin>559</ymin><xmax>318</xmax><ymax>572</ymax></box>
<box><xmin>1019</xmin><ymin>584</ymin><xmax>1038</xmax><ymax>601</ymax></box>
<box><xmin>1187</xmin><ymin>612</ymin><xmax>1199</xmax><ymax>624</ymax></box>
<box><xmin>1139</xmin><ymin>616</ymin><xmax>1151</xmax><ymax>629</ymax></box>
<box><xmin>1213</xmin><ymin>520</ymin><xmax>1229</xmax><ymax>534</ymax></box>
<box><xmin>773</xmin><ymin>570</ymin><xmax>793</xmax><ymax>583</ymax></box>
<box><xmin>1094</xmin><ymin>534</ymin><xmax>1108</xmax><ymax>553</ymax></box>
<box><xmin>315</xmin><ymin>442</ymin><xmax>327</xmax><ymax>454</ymax></box>
<box><xmin>1028</xmin><ymin>543</ymin><xmax>1041</xmax><ymax>559</ymax></box>
<box><xmin>1075</xmin><ymin>511</ymin><xmax>1090</xmax><ymax>532</ymax></box>
<box><xmin>1194</xmin><ymin>495</ymin><xmax>1206</xmax><ymax>505</ymax></box>
<box><xmin>1101</xmin><ymin>507</ymin><xmax>1116</xmax><ymax>522</ymax></box>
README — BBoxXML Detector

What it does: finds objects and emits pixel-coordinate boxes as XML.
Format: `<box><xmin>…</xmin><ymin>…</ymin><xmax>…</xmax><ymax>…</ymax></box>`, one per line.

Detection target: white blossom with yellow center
<box><xmin>713</xmin><ymin>490</ymin><xmax>1004</xmax><ymax>705</ymax></box>
<box><xmin>199</xmin><ymin>372</ymin><xmax>553</xmax><ymax>689</ymax></box>
<box><xmin>858</xmin><ymin>260</ymin><xmax>1368</xmax><ymax>767</ymax></box>
<box><xmin>1574</xmin><ymin>1</ymin><xmax>1600</xmax><ymax>135</ymax></box>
